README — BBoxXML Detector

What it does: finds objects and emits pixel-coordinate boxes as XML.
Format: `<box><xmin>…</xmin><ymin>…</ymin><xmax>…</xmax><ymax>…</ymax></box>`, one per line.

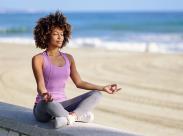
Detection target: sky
<box><xmin>0</xmin><ymin>0</ymin><xmax>183</xmax><ymax>12</ymax></box>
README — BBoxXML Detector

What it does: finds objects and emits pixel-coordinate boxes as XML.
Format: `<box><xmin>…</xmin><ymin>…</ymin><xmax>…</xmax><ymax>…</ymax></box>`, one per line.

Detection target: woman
<box><xmin>32</xmin><ymin>11</ymin><xmax>121</xmax><ymax>128</ymax></box>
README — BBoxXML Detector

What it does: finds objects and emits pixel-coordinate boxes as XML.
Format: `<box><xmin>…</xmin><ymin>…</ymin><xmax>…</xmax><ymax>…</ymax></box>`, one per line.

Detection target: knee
<box><xmin>46</xmin><ymin>101</ymin><xmax>60</xmax><ymax>110</ymax></box>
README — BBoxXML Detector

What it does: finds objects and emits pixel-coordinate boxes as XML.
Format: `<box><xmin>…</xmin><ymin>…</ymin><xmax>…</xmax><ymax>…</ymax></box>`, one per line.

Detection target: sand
<box><xmin>0</xmin><ymin>42</ymin><xmax>183</xmax><ymax>136</ymax></box>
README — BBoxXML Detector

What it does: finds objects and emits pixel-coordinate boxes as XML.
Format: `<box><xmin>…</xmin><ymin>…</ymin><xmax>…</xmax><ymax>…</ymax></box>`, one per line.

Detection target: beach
<box><xmin>0</xmin><ymin>42</ymin><xmax>183</xmax><ymax>136</ymax></box>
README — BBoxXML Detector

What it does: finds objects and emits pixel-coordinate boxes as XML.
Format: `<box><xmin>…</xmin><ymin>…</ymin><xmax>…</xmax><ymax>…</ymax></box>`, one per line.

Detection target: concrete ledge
<box><xmin>0</xmin><ymin>102</ymin><xmax>137</xmax><ymax>136</ymax></box>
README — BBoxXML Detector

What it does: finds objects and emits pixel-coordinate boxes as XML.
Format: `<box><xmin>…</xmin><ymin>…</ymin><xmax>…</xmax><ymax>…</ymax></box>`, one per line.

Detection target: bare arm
<box><xmin>32</xmin><ymin>54</ymin><xmax>47</xmax><ymax>95</ymax></box>
<box><xmin>67</xmin><ymin>54</ymin><xmax>121</xmax><ymax>93</ymax></box>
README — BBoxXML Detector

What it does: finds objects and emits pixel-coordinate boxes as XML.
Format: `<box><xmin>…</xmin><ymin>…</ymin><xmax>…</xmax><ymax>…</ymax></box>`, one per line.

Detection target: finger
<box><xmin>49</xmin><ymin>98</ymin><xmax>53</xmax><ymax>102</ymax></box>
<box><xmin>112</xmin><ymin>90</ymin><xmax>118</xmax><ymax>94</ymax></box>
<box><xmin>48</xmin><ymin>95</ymin><xmax>51</xmax><ymax>100</ymax></box>
<box><xmin>106</xmin><ymin>90</ymin><xmax>113</xmax><ymax>94</ymax></box>
<box><xmin>111</xmin><ymin>84</ymin><xmax>117</xmax><ymax>87</ymax></box>
<box><xmin>47</xmin><ymin>93</ymin><xmax>51</xmax><ymax>97</ymax></box>
<box><xmin>45</xmin><ymin>94</ymin><xmax>51</xmax><ymax>102</ymax></box>
<box><xmin>111</xmin><ymin>88</ymin><xmax>116</xmax><ymax>93</ymax></box>
<box><xmin>48</xmin><ymin>94</ymin><xmax>53</xmax><ymax>101</ymax></box>
<box><xmin>112</xmin><ymin>88</ymin><xmax>121</xmax><ymax>93</ymax></box>
<box><xmin>113</xmin><ymin>85</ymin><xmax>118</xmax><ymax>91</ymax></box>
<box><xmin>43</xmin><ymin>95</ymin><xmax>48</xmax><ymax>101</ymax></box>
<box><xmin>44</xmin><ymin>98</ymin><xmax>48</xmax><ymax>103</ymax></box>
<box><xmin>113</xmin><ymin>88</ymin><xmax>121</xmax><ymax>93</ymax></box>
<box><xmin>111</xmin><ymin>87</ymin><xmax>119</xmax><ymax>92</ymax></box>
<box><xmin>48</xmin><ymin>93</ymin><xmax>52</xmax><ymax>99</ymax></box>
<box><xmin>112</xmin><ymin>86</ymin><xmax>117</xmax><ymax>90</ymax></box>
<box><xmin>49</xmin><ymin>95</ymin><xmax>53</xmax><ymax>101</ymax></box>
<box><xmin>117</xmin><ymin>88</ymin><xmax>121</xmax><ymax>91</ymax></box>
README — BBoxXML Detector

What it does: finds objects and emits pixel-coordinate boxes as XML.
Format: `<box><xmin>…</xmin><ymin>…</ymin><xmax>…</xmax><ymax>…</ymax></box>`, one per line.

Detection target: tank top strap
<box><xmin>60</xmin><ymin>52</ymin><xmax>71</xmax><ymax>66</ymax></box>
<box><xmin>41</xmin><ymin>51</ymin><xmax>49</xmax><ymax>65</ymax></box>
<box><xmin>42</xmin><ymin>51</ymin><xmax>47</xmax><ymax>57</ymax></box>
<box><xmin>41</xmin><ymin>51</ymin><xmax>52</xmax><ymax>86</ymax></box>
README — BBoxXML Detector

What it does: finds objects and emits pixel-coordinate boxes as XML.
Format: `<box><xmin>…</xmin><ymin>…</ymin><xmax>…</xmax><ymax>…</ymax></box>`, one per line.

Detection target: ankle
<box><xmin>69</xmin><ymin>112</ymin><xmax>78</xmax><ymax>120</ymax></box>
<box><xmin>67</xmin><ymin>114</ymin><xmax>76</xmax><ymax>125</ymax></box>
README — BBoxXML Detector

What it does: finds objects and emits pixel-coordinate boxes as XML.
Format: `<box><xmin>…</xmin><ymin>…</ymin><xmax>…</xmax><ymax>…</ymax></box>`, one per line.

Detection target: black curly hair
<box><xmin>33</xmin><ymin>11</ymin><xmax>71</xmax><ymax>49</ymax></box>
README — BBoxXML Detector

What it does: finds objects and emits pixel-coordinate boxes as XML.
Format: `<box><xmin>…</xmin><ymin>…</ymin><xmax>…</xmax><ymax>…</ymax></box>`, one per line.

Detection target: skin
<box><xmin>32</xmin><ymin>27</ymin><xmax>121</xmax><ymax>118</ymax></box>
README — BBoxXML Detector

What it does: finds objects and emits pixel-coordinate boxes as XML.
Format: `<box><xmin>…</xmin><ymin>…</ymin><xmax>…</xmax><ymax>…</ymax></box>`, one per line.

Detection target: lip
<box><xmin>57</xmin><ymin>41</ymin><xmax>63</xmax><ymax>43</ymax></box>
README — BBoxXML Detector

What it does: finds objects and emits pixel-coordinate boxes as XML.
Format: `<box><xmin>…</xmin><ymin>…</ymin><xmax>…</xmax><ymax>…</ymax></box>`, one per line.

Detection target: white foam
<box><xmin>0</xmin><ymin>37</ymin><xmax>34</xmax><ymax>45</ymax></box>
<box><xmin>0</xmin><ymin>37</ymin><xmax>183</xmax><ymax>53</ymax></box>
<box><xmin>68</xmin><ymin>37</ymin><xmax>183</xmax><ymax>53</ymax></box>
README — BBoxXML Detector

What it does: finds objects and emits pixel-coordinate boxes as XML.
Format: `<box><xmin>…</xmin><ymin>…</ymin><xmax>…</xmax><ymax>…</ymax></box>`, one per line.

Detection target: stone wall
<box><xmin>0</xmin><ymin>102</ymin><xmax>136</xmax><ymax>136</ymax></box>
<box><xmin>0</xmin><ymin>127</ymin><xmax>28</xmax><ymax>136</ymax></box>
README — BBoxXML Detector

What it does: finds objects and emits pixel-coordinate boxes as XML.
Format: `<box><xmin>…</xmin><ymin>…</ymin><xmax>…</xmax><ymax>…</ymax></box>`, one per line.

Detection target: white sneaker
<box><xmin>54</xmin><ymin>117</ymin><xmax>68</xmax><ymax>128</ymax></box>
<box><xmin>77</xmin><ymin>112</ymin><xmax>94</xmax><ymax>123</ymax></box>
<box><xmin>67</xmin><ymin>114</ymin><xmax>76</xmax><ymax>125</ymax></box>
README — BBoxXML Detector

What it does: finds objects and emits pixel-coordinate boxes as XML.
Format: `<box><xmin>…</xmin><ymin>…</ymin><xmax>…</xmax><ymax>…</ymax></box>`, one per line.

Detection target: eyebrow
<box><xmin>53</xmin><ymin>31</ymin><xmax>63</xmax><ymax>33</ymax></box>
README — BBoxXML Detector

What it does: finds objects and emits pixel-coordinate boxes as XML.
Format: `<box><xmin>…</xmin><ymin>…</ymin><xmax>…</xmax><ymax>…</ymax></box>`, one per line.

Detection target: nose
<box><xmin>58</xmin><ymin>34</ymin><xmax>63</xmax><ymax>40</ymax></box>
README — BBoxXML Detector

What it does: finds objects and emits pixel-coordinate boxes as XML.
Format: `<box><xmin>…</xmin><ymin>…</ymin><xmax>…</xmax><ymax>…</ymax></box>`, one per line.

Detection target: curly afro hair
<box><xmin>33</xmin><ymin>11</ymin><xmax>71</xmax><ymax>49</ymax></box>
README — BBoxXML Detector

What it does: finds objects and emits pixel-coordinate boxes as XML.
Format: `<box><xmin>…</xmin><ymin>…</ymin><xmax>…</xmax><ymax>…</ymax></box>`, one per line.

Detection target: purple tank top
<box><xmin>35</xmin><ymin>51</ymin><xmax>70</xmax><ymax>103</ymax></box>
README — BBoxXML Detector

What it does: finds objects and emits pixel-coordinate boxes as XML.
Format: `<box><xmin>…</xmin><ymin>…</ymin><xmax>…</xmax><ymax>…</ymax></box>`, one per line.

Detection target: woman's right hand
<box><xmin>41</xmin><ymin>92</ymin><xmax>53</xmax><ymax>103</ymax></box>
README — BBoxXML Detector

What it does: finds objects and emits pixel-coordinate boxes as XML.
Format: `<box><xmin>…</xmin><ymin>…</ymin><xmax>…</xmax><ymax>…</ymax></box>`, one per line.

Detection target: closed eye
<box><xmin>52</xmin><ymin>33</ymin><xmax>63</xmax><ymax>36</ymax></box>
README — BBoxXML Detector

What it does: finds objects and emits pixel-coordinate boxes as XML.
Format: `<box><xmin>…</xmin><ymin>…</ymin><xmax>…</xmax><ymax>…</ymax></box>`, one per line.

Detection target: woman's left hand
<box><xmin>102</xmin><ymin>84</ymin><xmax>121</xmax><ymax>94</ymax></box>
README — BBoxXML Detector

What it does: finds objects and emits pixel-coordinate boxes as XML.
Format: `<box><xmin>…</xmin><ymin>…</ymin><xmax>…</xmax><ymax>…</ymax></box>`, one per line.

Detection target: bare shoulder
<box><xmin>65</xmin><ymin>53</ymin><xmax>74</xmax><ymax>63</ymax></box>
<box><xmin>32</xmin><ymin>53</ymin><xmax>43</xmax><ymax>63</ymax></box>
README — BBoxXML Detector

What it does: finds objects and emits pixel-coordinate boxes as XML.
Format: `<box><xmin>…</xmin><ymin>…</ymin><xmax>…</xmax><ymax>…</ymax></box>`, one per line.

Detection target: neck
<box><xmin>46</xmin><ymin>46</ymin><xmax>60</xmax><ymax>56</ymax></box>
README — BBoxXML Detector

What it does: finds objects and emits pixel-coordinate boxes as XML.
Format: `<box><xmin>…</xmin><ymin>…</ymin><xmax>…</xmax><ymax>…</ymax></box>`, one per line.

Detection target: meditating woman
<box><xmin>32</xmin><ymin>11</ymin><xmax>121</xmax><ymax>128</ymax></box>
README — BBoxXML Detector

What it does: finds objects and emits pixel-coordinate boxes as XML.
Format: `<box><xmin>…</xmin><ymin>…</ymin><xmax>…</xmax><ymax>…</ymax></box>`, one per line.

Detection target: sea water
<box><xmin>0</xmin><ymin>11</ymin><xmax>183</xmax><ymax>53</ymax></box>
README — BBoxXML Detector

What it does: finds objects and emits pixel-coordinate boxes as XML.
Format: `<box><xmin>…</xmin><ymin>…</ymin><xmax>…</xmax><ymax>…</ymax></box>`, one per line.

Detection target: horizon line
<box><xmin>0</xmin><ymin>9</ymin><xmax>183</xmax><ymax>13</ymax></box>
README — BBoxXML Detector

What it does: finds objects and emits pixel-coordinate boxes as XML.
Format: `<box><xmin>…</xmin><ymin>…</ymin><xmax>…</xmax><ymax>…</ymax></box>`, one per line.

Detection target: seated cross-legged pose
<box><xmin>32</xmin><ymin>11</ymin><xmax>121</xmax><ymax>128</ymax></box>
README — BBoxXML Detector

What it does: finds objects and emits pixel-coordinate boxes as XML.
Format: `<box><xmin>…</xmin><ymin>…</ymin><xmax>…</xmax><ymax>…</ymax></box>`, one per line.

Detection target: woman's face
<box><xmin>49</xmin><ymin>27</ymin><xmax>64</xmax><ymax>48</ymax></box>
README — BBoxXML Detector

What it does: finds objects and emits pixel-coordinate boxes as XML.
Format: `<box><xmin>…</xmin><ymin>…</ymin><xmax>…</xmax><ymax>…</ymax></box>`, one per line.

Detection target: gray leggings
<box><xmin>33</xmin><ymin>90</ymin><xmax>102</xmax><ymax>122</ymax></box>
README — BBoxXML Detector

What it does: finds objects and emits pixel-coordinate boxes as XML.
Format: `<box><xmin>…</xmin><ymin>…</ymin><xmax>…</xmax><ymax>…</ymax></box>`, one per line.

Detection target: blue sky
<box><xmin>0</xmin><ymin>0</ymin><xmax>183</xmax><ymax>12</ymax></box>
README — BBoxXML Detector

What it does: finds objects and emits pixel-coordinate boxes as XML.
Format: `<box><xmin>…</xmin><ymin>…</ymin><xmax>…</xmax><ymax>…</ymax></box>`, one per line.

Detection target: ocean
<box><xmin>0</xmin><ymin>11</ymin><xmax>183</xmax><ymax>53</ymax></box>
